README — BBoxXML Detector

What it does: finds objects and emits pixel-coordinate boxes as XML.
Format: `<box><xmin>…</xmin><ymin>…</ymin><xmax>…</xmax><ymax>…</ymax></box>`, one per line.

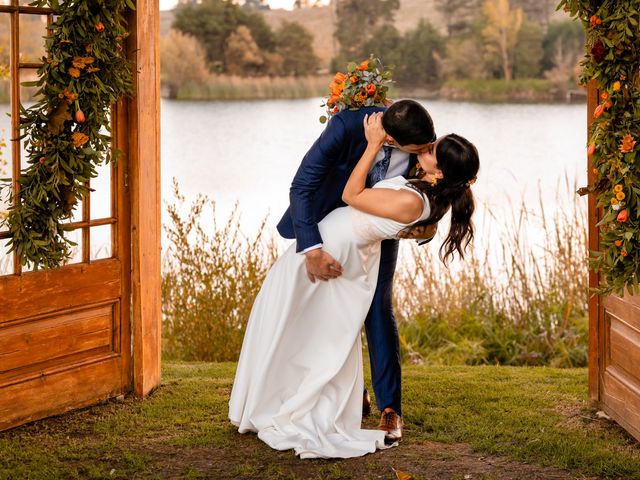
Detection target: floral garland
<box><xmin>0</xmin><ymin>0</ymin><xmax>133</xmax><ymax>268</ymax></box>
<box><xmin>320</xmin><ymin>56</ymin><xmax>393</xmax><ymax>123</ymax></box>
<box><xmin>559</xmin><ymin>0</ymin><xmax>640</xmax><ymax>295</ymax></box>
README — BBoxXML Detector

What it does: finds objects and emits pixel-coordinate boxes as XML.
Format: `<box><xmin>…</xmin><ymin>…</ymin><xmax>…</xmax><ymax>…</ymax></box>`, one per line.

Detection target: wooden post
<box><xmin>586</xmin><ymin>81</ymin><xmax>600</xmax><ymax>406</ymax></box>
<box><xmin>128</xmin><ymin>0</ymin><xmax>162</xmax><ymax>397</ymax></box>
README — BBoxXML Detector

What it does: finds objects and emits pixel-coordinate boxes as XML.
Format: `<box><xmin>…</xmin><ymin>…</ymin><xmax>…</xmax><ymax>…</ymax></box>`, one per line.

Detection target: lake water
<box><xmin>1</xmin><ymin>98</ymin><xmax>589</xmax><ymax>265</ymax></box>
<box><xmin>161</xmin><ymin>98</ymin><xmax>588</xmax><ymax>260</ymax></box>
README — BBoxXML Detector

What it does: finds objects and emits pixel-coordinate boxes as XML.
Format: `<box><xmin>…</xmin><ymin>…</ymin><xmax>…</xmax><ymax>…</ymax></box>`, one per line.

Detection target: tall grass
<box><xmin>395</xmin><ymin>187</ymin><xmax>588</xmax><ymax>367</ymax></box>
<box><xmin>174</xmin><ymin>75</ymin><xmax>333</xmax><ymax>101</ymax></box>
<box><xmin>441</xmin><ymin>79</ymin><xmax>557</xmax><ymax>102</ymax></box>
<box><xmin>162</xmin><ymin>181</ymin><xmax>588</xmax><ymax>366</ymax></box>
<box><xmin>161</xmin><ymin>181</ymin><xmax>278</xmax><ymax>361</ymax></box>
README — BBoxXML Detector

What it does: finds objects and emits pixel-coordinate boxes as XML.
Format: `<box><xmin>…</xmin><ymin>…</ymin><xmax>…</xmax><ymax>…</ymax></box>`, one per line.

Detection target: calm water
<box><xmin>0</xmin><ymin>99</ymin><xmax>588</xmax><ymax>262</ymax></box>
<box><xmin>161</xmin><ymin>98</ymin><xmax>588</xmax><ymax>257</ymax></box>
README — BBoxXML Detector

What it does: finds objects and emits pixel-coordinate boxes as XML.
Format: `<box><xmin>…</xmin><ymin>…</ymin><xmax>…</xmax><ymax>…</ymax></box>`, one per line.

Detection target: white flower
<box><xmin>612</xmin><ymin>204</ymin><xmax>621</xmax><ymax>211</ymax></box>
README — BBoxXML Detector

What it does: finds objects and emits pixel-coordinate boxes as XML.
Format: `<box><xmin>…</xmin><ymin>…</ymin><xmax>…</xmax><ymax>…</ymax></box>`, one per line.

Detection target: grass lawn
<box><xmin>1</xmin><ymin>362</ymin><xmax>639</xmax><ymax>479</ymax></box>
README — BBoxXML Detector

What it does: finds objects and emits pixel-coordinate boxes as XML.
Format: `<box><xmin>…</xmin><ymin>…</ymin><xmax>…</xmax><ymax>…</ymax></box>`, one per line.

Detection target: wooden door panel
<box><xmin>0</xmin><ymin>355</ymin><xmax>128</xmax><ymax>430</ymax></box>
<box><xmin>600</xmin><ymin>297</ymin><xmax>640</xmax><ymax>441</ymax></box>
<box><xmin>0</xmin><ymin>260</ymin><xmax>122</xmax><ymax>324</ymax></box>
<box><xmin>602</xmin><ymin>365</ymin><xmax>640</xmax><ymax>440</ymax></box>
<box><xmin>0</xmin><ymin>302</ymin><xmax>115</xmax><ymax>373</ymax></box>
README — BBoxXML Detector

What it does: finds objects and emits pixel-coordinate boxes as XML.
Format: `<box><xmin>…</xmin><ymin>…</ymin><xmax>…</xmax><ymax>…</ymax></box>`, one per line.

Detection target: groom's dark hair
<box><xmin>382</xmin><ymin>99</ymin><xmax>436</xmax><ymax>146</ymax></box>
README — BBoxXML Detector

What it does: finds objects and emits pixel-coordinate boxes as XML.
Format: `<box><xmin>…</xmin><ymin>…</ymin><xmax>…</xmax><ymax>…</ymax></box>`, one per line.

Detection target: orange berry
<box><xmin>617</xmin><ymin>209</ymin><xmax>628</xmax><ymax>222</ymax></box>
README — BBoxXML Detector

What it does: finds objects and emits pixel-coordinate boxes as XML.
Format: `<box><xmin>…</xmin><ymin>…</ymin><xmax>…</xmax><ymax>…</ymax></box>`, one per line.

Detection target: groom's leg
<box><xmin>364</xmin><ymin>238</ymin><xmax>402</xmax><ymax>416</ymax></box>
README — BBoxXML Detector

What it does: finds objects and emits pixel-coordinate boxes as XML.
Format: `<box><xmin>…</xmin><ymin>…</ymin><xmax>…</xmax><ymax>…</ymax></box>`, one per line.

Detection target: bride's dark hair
<box><xmin>405</xmin><ymin>133</ymin><xmax>480</xmax><ymax>263</ymax></box>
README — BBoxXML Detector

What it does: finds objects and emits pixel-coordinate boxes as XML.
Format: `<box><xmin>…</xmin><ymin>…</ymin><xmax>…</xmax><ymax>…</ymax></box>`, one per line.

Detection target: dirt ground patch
<box><xmin>143</xmin><ymin>432</ymin><xmax>595</xmax><ymax>480</ymax></box>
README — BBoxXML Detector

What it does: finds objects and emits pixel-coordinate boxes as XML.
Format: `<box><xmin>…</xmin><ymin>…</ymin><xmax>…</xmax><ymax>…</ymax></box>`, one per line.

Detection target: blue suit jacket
<box><xmin>277</xmin><ymin>107</ymin><xmax>415</xmax><ymax>252</ymax></box>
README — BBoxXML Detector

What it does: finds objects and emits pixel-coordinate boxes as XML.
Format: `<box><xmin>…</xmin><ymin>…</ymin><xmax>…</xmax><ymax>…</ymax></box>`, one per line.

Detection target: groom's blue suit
<box><xmin>277</xmin><ymin>106</ymin><xmax>413</xmax><ymax>415</ymax></box>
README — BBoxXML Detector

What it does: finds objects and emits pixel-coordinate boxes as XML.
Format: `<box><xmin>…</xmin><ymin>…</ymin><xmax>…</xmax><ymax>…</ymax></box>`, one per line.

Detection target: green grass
<box><xmin>0</xmin><ymin>362</ymin><xmax>638</xmax><ymax>479</ymax></box>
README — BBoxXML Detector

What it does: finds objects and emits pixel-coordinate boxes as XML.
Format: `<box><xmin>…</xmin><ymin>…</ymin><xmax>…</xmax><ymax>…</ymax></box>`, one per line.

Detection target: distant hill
<box><xmin>160</xmin><ymin>1</ymin><xmax>569</xmax><ymax>69</ymax></box>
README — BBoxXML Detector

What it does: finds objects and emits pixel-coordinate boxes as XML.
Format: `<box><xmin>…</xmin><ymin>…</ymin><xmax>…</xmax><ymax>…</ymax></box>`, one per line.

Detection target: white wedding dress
<box><xmin>228</xmin><ymin>176</ymin><xmax>430</xmax><ymax>459</ymax></box>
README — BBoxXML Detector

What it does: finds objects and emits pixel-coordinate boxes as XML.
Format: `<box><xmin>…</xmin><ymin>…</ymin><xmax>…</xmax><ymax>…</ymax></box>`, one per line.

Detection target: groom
<box><xmin>277</xmin><ymin>99</ymin><xmax>437</xmax><ymax>442</ymax></box>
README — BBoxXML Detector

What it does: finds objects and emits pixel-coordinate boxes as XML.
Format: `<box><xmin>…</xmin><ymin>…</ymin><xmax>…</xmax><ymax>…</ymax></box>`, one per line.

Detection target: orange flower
<box><xmin>71</xmin><ymin>131</ymin><xmax>89</xmax><ymax>147</ymax></box>
<box><xmin>68</xmin><ymin>67</ymin><xmax>80</xmax><ymax>78</ymax></box>
<box><xmin>614</xmin><ymin>184</ymin><xmax>623</xmax><ymax>193</ymax></box>
<box><xmin>613</xmin><ymin>81</ymin><xmax>621</xmax><ymax>91</ymax></box>
<box><xmin>329</xmin><ymin>82</ymin><xmax>344</xmax><ymax>96</ymax></box>
<box><xmin>587</xmin><ymin>143</ymin><xmax>596</xmax><ymax>155</ymax></box>
<box><xmin>616</xmin><ymin>191</ymin><xmax>626</xmax><ymax>201</ymax></box>
<box><xmin>592</xmin><ymin>168</ymin><xmax>599</xmax><ymax>175</ymax></box>
<box><xmin>590</xmin><ymin>15</ymin><xmax>602</xmax><ymax>25</ymax></box>
<box><xmin>58</xmin><ymin>87</ymin><xmax>78</xmax><ymax>103</ymax></box>
<box><xmin>620</xmin><ymin>134</ymin><xmax>636</xmax><ymax>153</ymax></box>
<box><xmin>615</xmin><ymin>240</ymin><xmax>623</xmax><ymax>247</ymax></box>
<box><xmin>617</xmin><ymin>209</ymin><xmax>628</xmax><ymax>222</ymax></box>
<box><xmin>327</xmin><ymin>95</ymin><xmax>340</xmax><ymax>107</ymax></box>
<box><xmin>620</xmin><ymin>74</ymin><xmax>627</xmax><ymax>81</ymax></box>
<box><xmin>600</xmin><ymin>91</ymin><xmax>609</xmax><ymax>100</ymax></box>
<box><xmin>333</xmin><ymin>72</ymin><xmax>346</xmax><ymax>84</ymax></box>
<box><xmin>611</xmin><ymin>197</ymin><xmax>619</xmax><ymax>205</ymax></box>
<box><xmin>604</xmin><ymin>100</ymin><xmax>613</xmax><ymax>109</ymax></box>
<box><xmin>357</xmin><ymin>60</ymin><xmax>369</xmax><ymax>71</ymax></box>
<box><xmin>86</xmin><ymin>66</ymin><xmax>100</xmax><ymax>73</ymax></box>
<box><xmin>350</xmin><ymin>75</ymin><xmax>358</xmax><ymax>83</ymax></box>
<box><xmin>95</xmin><ymin>21</ymin><xmax>105</xmax><ymax>32</ymax></box>
<box><xmin>72</xmin><ymin>56</ymin><xmax>87</xmax><ymax>69</ymax></box>
<box><xmin>621</xmin><ymin>250</ymin><xmax>628</xmax><ymax>257</ymax></box>
<box><xmin>593</xmin><ymin>104</ymin><xmax>605</xmax><ymax>118</ymax></box>
<box><xmin>365</xmin><ymin>84</ymin><xmax>376</xmax><ymax>96</ymax></box>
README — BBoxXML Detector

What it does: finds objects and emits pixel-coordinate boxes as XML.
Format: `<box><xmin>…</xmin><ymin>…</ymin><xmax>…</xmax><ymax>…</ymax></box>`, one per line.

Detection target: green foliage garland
<box><xmin>559</xmin><ymin>0</ymin><xmax>640</xmax><ymax>295</ymax></box>
<box><xmin>0</xmin><ymin>0</ymin><xmax>133</xmax><ymax>268</ymax></box>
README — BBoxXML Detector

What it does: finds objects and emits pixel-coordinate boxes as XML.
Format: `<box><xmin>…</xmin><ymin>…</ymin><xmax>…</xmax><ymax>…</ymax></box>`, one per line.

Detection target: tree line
<box><xmin>163</xmin><ymin>0</ymin><xmax>584</xmax><ymax>99</ymax></box>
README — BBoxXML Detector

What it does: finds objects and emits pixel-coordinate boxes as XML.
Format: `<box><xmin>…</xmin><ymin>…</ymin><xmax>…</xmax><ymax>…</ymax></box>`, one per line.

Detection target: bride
<box><xmin>229</xmin><ymin>112</ymin><xmax>479</xmax><ymax>459</ymax></box>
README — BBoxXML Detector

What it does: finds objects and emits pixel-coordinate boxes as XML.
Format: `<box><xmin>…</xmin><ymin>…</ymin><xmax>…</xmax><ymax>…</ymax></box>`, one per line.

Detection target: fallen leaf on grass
<box><xmin>392</xmin><ymin>467</ymin><xmax>413</xmax><ymax>480</ymax></box>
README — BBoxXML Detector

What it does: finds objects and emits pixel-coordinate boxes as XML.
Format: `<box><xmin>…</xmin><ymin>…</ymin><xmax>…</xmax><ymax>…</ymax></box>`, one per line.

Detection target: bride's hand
<box><xmin>363</xmin><ymin>113</ymin><xmax>386</xmax><ymax>148</ymax></box>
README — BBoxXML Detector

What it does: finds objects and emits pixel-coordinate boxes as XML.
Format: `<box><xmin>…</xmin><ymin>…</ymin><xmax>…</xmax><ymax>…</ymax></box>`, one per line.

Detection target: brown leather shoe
<box><xmin>378</xmin><ymin>408</ymin><xmax>403</xmax><ymax>443</ymax></box>
<box><xmin>363</xmin><ymin>390</ymin><xmax>372</xmax><ymax>416</ymax></box>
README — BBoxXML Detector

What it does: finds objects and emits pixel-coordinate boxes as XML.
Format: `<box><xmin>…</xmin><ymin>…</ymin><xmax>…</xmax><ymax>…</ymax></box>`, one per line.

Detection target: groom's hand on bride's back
<box><xmin>397</xmin><ymin>223</ymin><xmax>438</xmax><ymax>243</ymax></box>
<box><xmin>304</xmin><ymin>249</ymin><xmax>343</xmax><ymax>283</ymax></box>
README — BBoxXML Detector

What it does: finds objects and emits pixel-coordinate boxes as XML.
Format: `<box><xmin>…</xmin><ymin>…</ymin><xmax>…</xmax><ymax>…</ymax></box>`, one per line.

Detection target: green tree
<box><xmin>173</xmin><ymin>0</ymin><xmax>274</xmax><ymax>71</ymax></box>
<box><xmin>275</xmin><ymin>21</ymin><xmax>319</xmax><ymax>76</ymax></box>
<box><xmin>513</xmin><ymin>18</ymin><xmax>543</xmax><ymax>78</ymax></box>
<box><xmin>359</xmin><ymin>24</ymin><xmax>403</xmax><ymax>69</ymax></box>
<box><xmin>482</xmin><ymin>0</ymin><xmax>523</xmax><ymax>82</ymax></box>
<box><xmin>396</xmin><ymin>19</ymin><xmax>445</xmax><ymax>86</ymax></box>
<box><xmin>332</xmin><ymin>0</ymin><xmax>400</xmax><ymax>69</ymax></box>
<box><xmin>434</xmin><ymin>0</ymin><xmax>482</xmax><ymax>37</ymax></box>
<box><xmin>442</xmin><ymin>36</ymin><xmax>488</xmax><ymax>81</ymax></box>
<box><xmin>541</xmin><ymin>20</ymin><xmax>584</xmax><ymax>72</ymax></box>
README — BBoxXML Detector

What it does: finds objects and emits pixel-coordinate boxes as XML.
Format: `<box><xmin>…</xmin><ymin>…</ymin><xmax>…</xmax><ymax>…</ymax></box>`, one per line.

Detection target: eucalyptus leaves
<box><xmin>0</xmin><ymin>0</ymin><xmax>133</xmax><ymax>268</ymax></box>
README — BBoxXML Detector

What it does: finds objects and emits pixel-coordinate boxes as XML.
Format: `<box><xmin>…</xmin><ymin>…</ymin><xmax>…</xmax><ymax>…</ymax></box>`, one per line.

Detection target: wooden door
<box><xmin>0</xmin><ymin>2</ymin><xmax>132</xmax><ymax>430</ymax></box>
<box><xmin>587</xmin><ymin>83</ymin><xmax>640</xmax><ymax>441</ymax></box>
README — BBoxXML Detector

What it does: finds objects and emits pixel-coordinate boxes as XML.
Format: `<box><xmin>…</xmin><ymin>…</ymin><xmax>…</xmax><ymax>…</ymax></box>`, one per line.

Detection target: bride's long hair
<box><xmin>405</xmin><ymin>133</ymin><xmax>480</xmax><ymax>263</ymax></box>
